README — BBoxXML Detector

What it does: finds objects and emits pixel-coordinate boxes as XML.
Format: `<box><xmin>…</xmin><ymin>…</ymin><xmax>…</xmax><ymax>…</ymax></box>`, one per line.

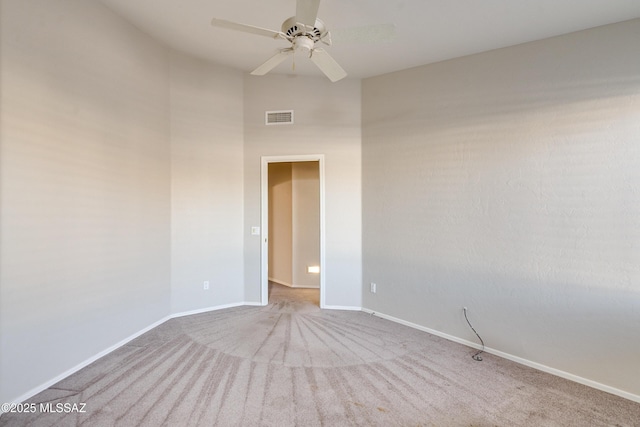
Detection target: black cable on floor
<box><xmin>463</xmin><ymin>307</ymin><xmax>484</xmax><ymax>361</ymax></box>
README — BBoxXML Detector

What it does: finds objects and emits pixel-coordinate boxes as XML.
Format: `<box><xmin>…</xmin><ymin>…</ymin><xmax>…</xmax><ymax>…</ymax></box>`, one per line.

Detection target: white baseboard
<box><xmin>242</xmin><ymin>301</ymin><xmax>265</xmax><ymax>307</ymax></box>
<box><xmin>268</xmin><ymin>278</ymin><xmax>319</xmax><ymax>289</ymax></box>
<box><xmin>361</xmin><ymin>308</ymin><xmax>640</xmax><ymax>404</ymax></box>
<box><xmin>170</xmin><ymin>302</ymin><xmax>247</xmax><ymax>319</ymax></box>
<box><xmin>4</xmin><ymin>302</ymin><xmax>257</xmax><ymax>409</ymax></box>
<box><xmin>6</xmin><ymin>315</ymin><xmax>172</xmax><ymax>409</ymax></box>
<box><xmin>13</xmin><ymin>302</ymin><xmax>635</xmax><ymax>412</ymax></box>
<box><xmin>323</xmin><ymin>305</ymin><xmax>363</xmax><ymax>311</ymax></box>
<box><xmin>268</xmin><ymin>278</ymin><xmax>293</xmax><ymax>287</ymax></box>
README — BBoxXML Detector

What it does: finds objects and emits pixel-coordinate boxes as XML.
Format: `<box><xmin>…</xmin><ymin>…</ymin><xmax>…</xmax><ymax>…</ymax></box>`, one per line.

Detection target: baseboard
<box><xmin>5</xmin><ymin>315</ymin><xmax>172</xmax><ymax>409</ymax></box>
<box><xmin>323</xmin><ymin>305</ymin><xmax>362</xmax><ymax>311</ymax></box>
<box><xmin>269</xmin><ymin>278</ymin><xmax>320</xmax><ymax>290</ymax></box>
<box><xmin>170</xmin><ymin>302</ymin><xmax>247</xmax><ymax>319</ymax></box>
<box><xmin>361</xmin><ymin>308</ymin><xmax>640</xmax><ymax>404</ymax></box>
<box><xmin>268</xmin><ymin>278</ymin><xmax>293</xmax><ymax>287</ymax></box>
<box><xmin>4</xmin><ymin>302</ymin><xmax>257</xmax><ymax>409</ymax></box>
<box><xmin>15</xmin><ymin>302</ymin><xmax>633</xmax><ymax>413</ymax></box>
<box><xmin>243</xmin><ymin>301</ymin><xmax>265</xmax><ymax>307</ymax></box>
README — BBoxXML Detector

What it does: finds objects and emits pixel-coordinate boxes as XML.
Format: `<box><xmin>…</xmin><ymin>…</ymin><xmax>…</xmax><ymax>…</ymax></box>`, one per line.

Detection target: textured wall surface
<box><xmin>169</xmin><ymin>51</ymin><xmax>245</xmax><ymax>313</ymax></box>
<box><xmin>243</xmin><ymin>74</ymin><xmax>362</xmax><ymax>308</ymax></box>
<box><xmin>362</xmin><ymin>19</ymin><xmax>640</xmax><ymax>396</ymax></box>
<box><xmin>0</xmin><ymin>0</ymin><xmax>171</xmax><ymax>402</ymax></box>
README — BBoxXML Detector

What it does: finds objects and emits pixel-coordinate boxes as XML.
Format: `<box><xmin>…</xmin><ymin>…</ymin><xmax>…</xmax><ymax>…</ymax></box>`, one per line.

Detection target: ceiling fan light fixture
<box><xmin>294</xmin><ymin>37</ymin><xmax>315</xmax><ymax>53</ymax></box>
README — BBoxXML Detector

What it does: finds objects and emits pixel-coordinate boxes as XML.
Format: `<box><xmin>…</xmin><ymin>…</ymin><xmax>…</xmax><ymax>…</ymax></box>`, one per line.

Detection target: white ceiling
<box><xmin>98</xmin><ymin>0</ymin><xmax>640</xmax><ymax>80</ymax></box>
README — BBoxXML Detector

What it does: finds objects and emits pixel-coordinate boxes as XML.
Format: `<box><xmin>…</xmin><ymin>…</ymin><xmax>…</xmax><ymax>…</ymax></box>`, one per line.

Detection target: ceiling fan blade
<box><xmin>296</xmin><ymin>0</ymin><xmax>321</xmax><ymax>27</ymax></box>
<box><xmin>310</xmin><ymin>49</ymin><xmax>347</xmax><ymax>82</ymax></box>
<box><xmin>251</xmin><ymin>50</ymin><xmax>294</xmax><ymax>76</ymax></box>
<box><xmin>211</xmin><ymin>18</ymin><xmax>283</xmax><ymax>39</ymax></box>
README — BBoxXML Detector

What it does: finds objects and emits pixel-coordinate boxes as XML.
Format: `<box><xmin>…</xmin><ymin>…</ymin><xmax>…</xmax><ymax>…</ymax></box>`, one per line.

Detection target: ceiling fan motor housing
<box><xmin>282</xmin><ymin>16</ymin><xmax>326</xmax><ymax>41</ymax></box>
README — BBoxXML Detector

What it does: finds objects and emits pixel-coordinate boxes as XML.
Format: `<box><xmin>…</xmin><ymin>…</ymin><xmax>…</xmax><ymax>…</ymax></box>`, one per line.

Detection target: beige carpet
<box><xmin>2</xmin><ymin>283</ymin><xmax>639</xmax><ymax>426</ymax></box>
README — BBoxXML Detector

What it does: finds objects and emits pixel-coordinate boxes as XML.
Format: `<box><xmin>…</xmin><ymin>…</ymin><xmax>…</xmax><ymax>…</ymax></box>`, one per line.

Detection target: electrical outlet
<box><xmin>203</xmin><ymin>281</ymin><xmax>210</xmax><ymax>290</ymax></box>
<box><xmin>370</xmin><ymin>282</ymin><xmax>377</xmax><ymax>293</ymax></box>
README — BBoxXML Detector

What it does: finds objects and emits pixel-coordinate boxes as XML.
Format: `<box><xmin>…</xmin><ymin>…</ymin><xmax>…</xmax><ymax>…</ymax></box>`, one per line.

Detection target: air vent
<box><xmin>266</xmin><ymin>110</ymin><xmax>294</xmax><ymax>125</ymax></box>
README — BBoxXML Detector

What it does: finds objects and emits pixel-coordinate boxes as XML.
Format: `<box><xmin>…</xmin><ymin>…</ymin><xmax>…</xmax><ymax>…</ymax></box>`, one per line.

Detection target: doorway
<box><xmin>261</xmin><ymin>155</ymin><xmax>325</xmax><ymax>307</ymax></box>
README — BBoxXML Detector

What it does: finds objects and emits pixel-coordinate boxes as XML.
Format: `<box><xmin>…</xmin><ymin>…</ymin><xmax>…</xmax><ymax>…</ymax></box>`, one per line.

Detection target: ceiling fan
<box><xmin>211</xmin><ymin>0</ymin><xmax>347</xmax><ymax>82</ymax></box>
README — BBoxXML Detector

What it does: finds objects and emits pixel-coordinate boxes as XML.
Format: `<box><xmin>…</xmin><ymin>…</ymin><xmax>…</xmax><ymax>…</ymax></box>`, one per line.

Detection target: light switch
<box><xmin>251</xmin><ymin>226</ymin><xmax>260</xmax><ymax>235</ymax></box>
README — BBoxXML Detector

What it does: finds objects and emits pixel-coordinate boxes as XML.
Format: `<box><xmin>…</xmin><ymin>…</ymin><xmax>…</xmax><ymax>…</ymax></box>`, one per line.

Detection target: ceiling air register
<box><xmin>266</xmin><ymin>110</ymin><xmax>294</xmax><ymax>125</ymax></box>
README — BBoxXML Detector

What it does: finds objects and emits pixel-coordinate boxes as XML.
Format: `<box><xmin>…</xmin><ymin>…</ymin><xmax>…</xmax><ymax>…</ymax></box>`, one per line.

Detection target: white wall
<box><xmin>169</xmin><ymin>51</ymin><xmax>245</xmax><ymax>312</ymax></box>
<box><xmin>0</xmin><ymin>0</ymin><xmax>247</xmax><ymax>404</ymax></box>
<box><xmin>362</xmin><ymin>19</ymin><xmax>640</xmax><ymax>397</ymax></box>
<box><xmin>243</xmin><ymin>75</ymin><xmax>362</xmax><ymax>308</ymax></box>
<box><xmin>0</xmin><ymin>0</ymin><xmax>171</xmax><ymax>403</ymax></box>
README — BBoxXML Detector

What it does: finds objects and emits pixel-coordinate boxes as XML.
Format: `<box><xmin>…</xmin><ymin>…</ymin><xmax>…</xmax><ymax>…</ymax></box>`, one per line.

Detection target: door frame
<box><xmin>261</xmin><ymin>154</ymin><xmax>326</xmax><ymax>308</ymax></box>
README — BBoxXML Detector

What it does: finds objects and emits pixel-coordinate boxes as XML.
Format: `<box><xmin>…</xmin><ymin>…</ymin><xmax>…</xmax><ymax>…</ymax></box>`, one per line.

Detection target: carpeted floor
<box><xmin>2</xmin><ymin>283</ymin><xmax>639</xmax><ymax>426</ymax></box>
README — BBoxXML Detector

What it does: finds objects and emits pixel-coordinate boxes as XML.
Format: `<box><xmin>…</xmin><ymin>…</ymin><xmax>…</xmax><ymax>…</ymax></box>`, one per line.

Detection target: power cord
<box><xmin>463</xmin><ymin>307</ymin><xmax>484</xmax><ymax>361</ymax></box>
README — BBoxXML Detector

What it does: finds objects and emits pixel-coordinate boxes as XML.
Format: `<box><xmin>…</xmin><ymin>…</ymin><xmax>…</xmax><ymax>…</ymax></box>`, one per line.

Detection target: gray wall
<box><xmin>0</xmin><ymin>0</ymin><xmax>247</xmax><ymax>403</ymax></box>
<box><xmin>362</xmin><ymin>19</ymin><xmax>640</xmax><ymax>397</ymax></box>
<box><xmin>243</xmin><ymin>74</ymin><xmax>362</xmax><ymax>308</ymax></box>
<box><xmin>1</xmin><ymin>0</ymin><xmax>171</xmax><ymax>402</ymax></box>
<box><xmin>169</xmin><ymin>51</ymin><xmax>245</xmax><ymax>312</ymax></box>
